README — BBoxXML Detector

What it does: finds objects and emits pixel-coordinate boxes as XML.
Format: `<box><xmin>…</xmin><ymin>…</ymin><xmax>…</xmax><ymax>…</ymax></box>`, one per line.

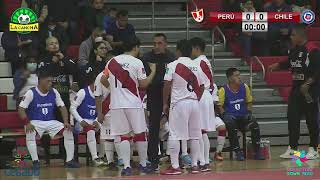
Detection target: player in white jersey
<box><xmin>161</xmin><ymin>39</ymin><xmax>205</xmax><ymax>175</ymax></box>
<box><xmin>18</xmin><ymin>70</ymin><xmax>79</xmax><ymax>168</ymax></box>
<box><xmin>100</xmin><ymin>37</ymin><xmax>156</xmax><ymax>175</ymax></box>
<box><xmin>70</xmin><ymin>66</ymin><xmax>105</xmax><ymax>167</ymax></box>
<box><xmin>94</xmin><ymin>71</ymin><xmax>122</xmax><ymax>169</ymax></box>
<box><xmin>190</xmin><ymin>37</ymin><xmax>227</xmax><ymax>169</ymax></box>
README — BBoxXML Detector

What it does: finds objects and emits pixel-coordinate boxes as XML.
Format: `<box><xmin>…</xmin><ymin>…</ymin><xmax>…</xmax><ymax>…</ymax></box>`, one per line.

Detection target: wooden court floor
<box><xmin>1</xmin><ymin>146</ymin><xmax>319</xmax><ymax>180</ymax></box>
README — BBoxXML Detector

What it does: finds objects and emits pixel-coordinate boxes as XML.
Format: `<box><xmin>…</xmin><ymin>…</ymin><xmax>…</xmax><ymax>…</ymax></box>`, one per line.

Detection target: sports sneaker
<box><xmin>235</xmin><ymin>151</ymin><xmax>245</xmax><ymax>161</ymax></box>
<box><xmin>180</xmin><ymin>155</ymin><xmax>192</xmax><ymax>166</ymax></box>
<box><xmin>32</xmin><ymin>160</ymin><xmax>40</xmax><ymax>169</ymax></box>
<box><xmin>214</xmin><ymin>152</ymin><xmax>224</xmax><ymax>161</ymax></box>
<box><xmin>138</xmin><ymin>164</ymin><xmax>154</xmax><ymax>174</ymax></box>
<box><xmin>92</xmin><ymin>158</ymin><xmax>105</xmax><ymax>167</ymax></box>
<box><xmin>117</xmin><ymin>159</ymin><xmax>124</xmax><ymax>166</ymax></box>
<box><xmin>306</xmin><ymin>147</ymin><xmax>319</xmax><ymax>160</ymax></box>
<box><xmin>280</xmin><ymin>146</ymin><xmax>295</xmax><ymax>159</ymax></box>
<box><xmin>190</xmin><ymin>166</ymin><xmax>200</xmax><ymax>174</ymax></box>
<box><xmin>160</xmin><ymin>166</ymin><xmax>183</xmax><ymax>175</ymax></box>
<box><xmin>199</xmin><ymin>164</ymin><xmax>211</xmax><ymax>172</ymax></box>
<box><xmin>65</xmin><ymin>160</ymin><xmax>80</xmax><ymax>168</ymax></box>
<box><xmin>121</xmin><ymin>167</ymin><xmax>132</xmax><ymax>176</ymax></box>
<box><xmin>107</xmin><ymin>162</ymin><xmax>118</xmax><ymax>170</ymax></box>
<box><xmin>148</xmin><ymin>163</ymin><xmax>160</xmax><ymax>173</ymax></box>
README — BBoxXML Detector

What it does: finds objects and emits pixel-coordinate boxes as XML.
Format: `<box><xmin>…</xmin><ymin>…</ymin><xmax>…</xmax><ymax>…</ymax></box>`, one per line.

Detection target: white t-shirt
<box><xmin>94</xmin><ymin>72</ymin><xmax>111</xmax><ymax>116</ymax></box>
<box><xmin>70</xmin><ymin>86</ymin><xmax>95</xmax><ymax>122</ymax></box>
<box><xmin>19</xmin><ymin>87</ymin><xmax>65</xmax><ymax>108</ymax></box>
<box><xmin>19</xmin><ymin>74</ymin><xmax>38</xmax><ymax>98</ymax></box>
<box><xmin>194</xmin><ymin>55</ymin><xmax>213</xmax><ymax>91</ymax></box>
<box><xmin>164</xmin><ymin>57</ymin><xmax>205</xmax><ymax>104</ymax></box>
<box><xmin>104</xmin><ymin>54</ymin><xmax>146</xmax><ymax>109</ymax></box>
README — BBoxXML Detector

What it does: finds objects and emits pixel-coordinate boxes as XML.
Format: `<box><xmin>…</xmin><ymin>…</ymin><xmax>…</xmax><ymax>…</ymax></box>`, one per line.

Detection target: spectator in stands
<box><xmin>218</xmin><ymin>68</ymin><xmax>265</xmax><ymax>161</ymax></box>
<box><xmin>25</xmin><ymin>0</ymin><xmax>48</xmax><ymax>24</ymax></box>
<box><xmin>286</xmin><ymin>0</ymin><xmax>311</xmax><ymax>12</ymax></box>
<box><xmin>240</xmin><ymin>0</ymin><xmax>268</xmax><ymax>57</ymax></box>
<box><xmin>141</xmin><ymin>33</ymin><xmax>175</xmax><ymax>170</ymax></box>
<box><xmin>265</xmin><ymin>0</ymin><xmax>293</xmax><ymax>55</ymax></box>
<box><xmin>13</xmin><ymin>50</ymin><xmax>38</xmax><ymax>104</ymax></box>
<box><xmin>84</xmin><ymin>0</ymin><xmax>106</xmax><ymax>39</ymax></box>
<box><xmin>45</xmin><ymin>0</ymin><xmax>72</xmax><ymax>31</ymax></box>
<box><xmin>105</xmin><ymin>10</ymin><xmax>136</xmax><ymax>55</ymax></box>
<box><xmin>39</xmin><ymin>16</ymin><xmax>69</xmax><ymax>54</ymax></box>
<box><xmin>1</xmin><ymin>31</ymin><xmax>39</xmax><ymax>74</ymax></box>
<box><xmin>103</xmin><ymin>8</ymin><xmax>117</xmax><ymax>31</ymax></box>
<box><xmin>78</xmin><ymin>27</ymin><xmax>112</xmax><ymax>67</ymax></box>
<box><xmin>223</xmin><ymin>0</ymin><xmax>242</xmax><ymax>12</ymax></box>
<box><xmin>88</xmin><ymin>41</ymin><xmax>113</xmax><ymax>74</ymax></box>
<box><xmin>268</xmin><ymin>24</ymin><xmax>320</xmax><ymax>160</ymax></box>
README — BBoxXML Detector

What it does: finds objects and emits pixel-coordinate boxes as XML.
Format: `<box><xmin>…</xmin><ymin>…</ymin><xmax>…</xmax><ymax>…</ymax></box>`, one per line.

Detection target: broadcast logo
<box><xmin>287</xmin><ymin>150</ymin><xmax>313</xmax><ymax>176</ymax></box>
<box><xmin>9</xmin><ymin>8</ymin><xmax>39</xmax><ymax>34</ymax></box>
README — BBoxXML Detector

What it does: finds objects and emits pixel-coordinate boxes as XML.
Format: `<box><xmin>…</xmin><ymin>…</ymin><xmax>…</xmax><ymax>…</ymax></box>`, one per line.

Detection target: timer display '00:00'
<box><xmin>242</xmin><ymin>22</ymin><xmax>268</xmax><ymax>32</ymax></box>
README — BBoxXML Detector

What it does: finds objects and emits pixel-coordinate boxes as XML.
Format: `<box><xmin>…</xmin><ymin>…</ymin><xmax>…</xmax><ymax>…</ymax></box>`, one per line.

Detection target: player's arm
<box><xmin>268</xmin><ymin>59</ymin><xmax>290</xmax><ymax>72</ymax></box>
<box><xmin>101</xmin><ymin>69</ymin><xmax>110</xmax><ymax>88</ymax></box>
<box><xmin>301</xmin><ymin>50</ymin><xmax>320</xmax><ymax>94</ymax></box>
<box><xmin>18</xmin><ymin>90</ymin><xmax>34</xmax><ymax>132</ymax></box>
<box><xmin>244</xmin><ymin>84</ymin><xmax>253</xmax><ymax>113</ymax></box>
<box><xmin>138</xmin><ymin>63</ymin><xmax>156</xmax><ymax>89</ymax></box>
<box><xmin>162</xmin><ymin>62</ymin><xmax>174</xmax><ymax>115</ymax></box>
<box><xmin>69</xmin><ymin>90</ymin><xmax>86</xmax><ymax>123</ymax></box>
<box><xmin>94</xmin><ymin>77</ymin><xmax>104</xmax><ymax>123</ymax></box>
<box><xmin>217</xmin><ymin>87</ymin><xmax>226</xmax><ymax>115</ymax></box>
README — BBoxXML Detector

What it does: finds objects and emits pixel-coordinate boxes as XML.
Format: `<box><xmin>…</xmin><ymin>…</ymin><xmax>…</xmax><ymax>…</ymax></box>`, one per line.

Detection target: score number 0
<box><xmin>242</xmin><ymin>12</ymin><xmax>268</xmax><ymax>32</ymax></box>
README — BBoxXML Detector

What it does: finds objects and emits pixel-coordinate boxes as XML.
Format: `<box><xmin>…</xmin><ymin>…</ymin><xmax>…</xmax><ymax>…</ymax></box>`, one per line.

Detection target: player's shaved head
<box><xmin>176</xmin><ymin>39</ymin><xmax>192</xmax><ymax>58</ymax></box>
<box><xmin>190</xmin><ymin>37</ymin><xmax>206</xmax><ymax>52</ymax></box>
<box><xmin>292</xmin><ymin>24</ymin><xmax>307</xmax><ymax>39</ymax></box>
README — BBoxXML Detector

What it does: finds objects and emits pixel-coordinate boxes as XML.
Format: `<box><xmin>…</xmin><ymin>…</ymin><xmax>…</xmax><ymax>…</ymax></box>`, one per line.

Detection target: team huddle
<box><xmin>18</xmin><ymin>36</ymin><xmax>264</xmax><ymax>176</ymax></box>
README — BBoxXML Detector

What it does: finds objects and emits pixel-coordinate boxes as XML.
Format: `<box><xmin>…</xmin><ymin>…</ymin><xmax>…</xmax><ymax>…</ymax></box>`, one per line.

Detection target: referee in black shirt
<box><xmin>141</xmin><ymin>33</ymin><xmax>175</xmax><ymax>170</ymax></box>
<box><xmin>268</xmin><ymin>24</ymin><xmax>320</xmax><ymax>159</ymax></box>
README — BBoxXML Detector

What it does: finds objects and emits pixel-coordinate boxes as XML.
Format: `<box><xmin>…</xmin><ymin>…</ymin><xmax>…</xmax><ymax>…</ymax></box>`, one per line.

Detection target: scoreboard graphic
<box><xmin>193</xmin><ymin>10</ymin><xmax>316</xmax><ymax>32</ymax></box>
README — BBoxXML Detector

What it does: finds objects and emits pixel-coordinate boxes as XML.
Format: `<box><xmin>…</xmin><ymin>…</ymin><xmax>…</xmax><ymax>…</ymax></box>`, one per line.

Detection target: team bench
<box><xmin>0</xmin><ymin>112</ymin><xmax>92</xmax><ymax>165</ymax></box>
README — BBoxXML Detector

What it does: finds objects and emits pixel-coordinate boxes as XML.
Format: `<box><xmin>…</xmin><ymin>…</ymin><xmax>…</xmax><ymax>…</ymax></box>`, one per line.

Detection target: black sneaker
<box><xmin>107</xmin><ymin>162</ymin><xmax>118</xmax><ymax>171</ymax></box>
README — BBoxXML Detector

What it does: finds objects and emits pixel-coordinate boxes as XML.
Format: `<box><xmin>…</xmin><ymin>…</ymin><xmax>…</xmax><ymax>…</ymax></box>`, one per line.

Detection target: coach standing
<box><xmin>141</xmin><ymin>33</ymin><xmax>175</xmax><ymax>169</ymax></box>
<box><xmin>268</xmin><ymin>24</ymin><xmax>320</xmax><ymax>159</ymax></box>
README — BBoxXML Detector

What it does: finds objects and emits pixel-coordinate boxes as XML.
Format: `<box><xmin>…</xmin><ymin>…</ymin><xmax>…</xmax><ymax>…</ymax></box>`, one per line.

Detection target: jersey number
<box><xmin>42</xmin><ymin>108</ymin><xmax>48</xmax><ymax>115</ymax></box>
<box><xmin>90</xmin><ymin>110</ymin><xmax>96</xmax><ymax>116</ymax></box>
<box><xmin>114</xmin><ymin>70</ymin><xmax>129</xmax><ymax>88</ymax></box>
<box><xmin>235</xmin><ymin>104</ymin><xmax>241</xmax><ymax>110</ymax></box>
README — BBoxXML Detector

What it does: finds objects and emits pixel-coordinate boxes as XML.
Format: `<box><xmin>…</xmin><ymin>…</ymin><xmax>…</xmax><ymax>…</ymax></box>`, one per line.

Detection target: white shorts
<box><xmin>215</xmin><ymin>116</ymin><xmax>225</xmax><ymax>128</ymax></box>
<box><xmin>199</xmin><ymin>90</ymin><xmax>216</xmax><ymax>132</ymax></box>
<box><xmin>110</xmin><ymin>108</ymin><xmax>147</xmax><ymax>136</ymax></box>
<box><xmin>168</xmin><ymin>99</ymin><xmax>201</xmax><ymax>141</ymax></box>
<box><xmin>29</xmin><ymin>120</ymin><xmax>64</xmax><ymax>138</ymax></box>
<box><xmin>100</xmin><ymin>115</ymin><xmax>114</xmax><ymax>140</ymax></box>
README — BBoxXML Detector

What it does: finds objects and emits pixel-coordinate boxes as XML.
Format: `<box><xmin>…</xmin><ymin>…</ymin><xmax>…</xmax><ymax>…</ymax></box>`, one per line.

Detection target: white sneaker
<box><xmin>92</xmin><ymin>158</ymin><xmax>105</xmax><ymax>167</ymax></box>
<box><xmin>306</xmin><ymin>147</ymin><xmax>319</xmax><ymax>160</ymax></box>
<box><xmin>280</xmin><ymin>146</ymin><xmax>295</xmax><ymax>159</ymax></box>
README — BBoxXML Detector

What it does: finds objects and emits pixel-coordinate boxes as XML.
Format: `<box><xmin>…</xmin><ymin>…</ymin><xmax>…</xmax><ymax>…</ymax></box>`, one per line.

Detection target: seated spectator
<box><xmin>25</xmin><ymin>0</ymin><xmax>48</xmax><ymax>24</ymax></box>
<box><xmin>88</xmin><ymin>40</ymin><xmax>112</xmax><ymax>74</ymax></box>
<box><xmin>105</xmin><ymin>10</ymin><xmax>136</xmax><ymax>55</ymax></box>
<box><xmin>78</xmin><ymin>27</ymin><xmax>112</xmax><ymax>67</ymax></box>
<box><xmin>265</xmin><ymin>0</ymin><xmax>294</xmax><ymax>55</ymax></box>
<box><xmin>84</xmin><ymin>0</ymin><xmax>106</xmax><ymax>38</ymax></box>
<box><xmin>1</xmin><ymin>31</ymin><xmax>39</xmax><ymax>74</ymax></box>
<box><xmin>13</xmin><ymin>50</ymin><xmax>38</xmax><ymax>104</ymax></box>
<box><xmin>39</xmin><ymin>16</ymin><xmax>69</xmax><ymax>54</ymax></box>
<box><xmin>218</xmin><ymin>68</ymin><xmax>265</xmax><ymax>161</ymax></box>
<box><xmin>103</xmin><ymin>8</ymin><xmax>117</xmax><ymax>31</ymax></box>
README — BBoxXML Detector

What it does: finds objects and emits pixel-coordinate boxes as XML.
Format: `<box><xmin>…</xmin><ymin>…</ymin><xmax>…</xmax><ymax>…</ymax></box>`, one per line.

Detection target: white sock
<box><xmin>87</xmin><ymin>130</ymin><xmax>98</xmax><ymax>160</ymax></box>
<box><xmin>114</xmin><ymin>141</ymin><xmax>121</xmax><ymax>159</ymax></box>
<box><xmin>216</xmin><ymin>134</ymin><xmax>226</xmax><ymax>153</ymax></box>
<box><xmin>181</xmin><ymin>140</ymin><xmax>188</xmax><ymax>156</ymax></box>
<box><xmin>104</xmin><ymin>140</ymin><xmax>115</xmax><ymax>163</ymax></box>
<box><xmin>26</xmin><ymin>131</ymin><xmax>38</xmax><ymax>161</ymax></box>
<box><xmin>168</xmin><ymin>140</ymin><xmax>180</xmax><ymax>169</ymax></box>
<box><xmin>166</xmin><ymin>142</ymin><xmax>170</xmax><ymax>155</ymax></box>
<box><xmin>63</xmin><ymin>130</ymin><xmax>75</xmax><ymax>162</ymax></box>
<box><xmin>199</xmin><ymin>136</ymin><xmax>206</xmax><ymax>166</ymax></box>
<box><xmin>136</xmin><ymin>141</ymin><xmax>148</xmax><ymax>167</ymax></box>
<box><xmin>190</xmin><ymin>139</ymin><xmax>200</xmax><ymax>167</ymax></box>
<box><xmin>203</xmin><ymin>134</ymin><xmax>210</xmax><ymax>164</ymax></box>
<box><xmin>98</xmin><ymin>140</ymin><xmax>105</xmax><ymax>158</ymax></box>
<box><xmin>119</xmin><ymin>139</ymin><xmax>131</xmax><ymax>168</ymax></box>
